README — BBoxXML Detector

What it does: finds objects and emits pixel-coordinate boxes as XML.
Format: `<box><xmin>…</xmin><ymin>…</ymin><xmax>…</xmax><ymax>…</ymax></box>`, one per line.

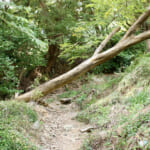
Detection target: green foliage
<box><xmin>82</xmin><ymin>139</ymin><xmax>93</xmax><ymax>150</ymax></box>
<box><xmin>77</xmin><ymin>105</ymin><xmax>110</xmax><ymax>125</ymax></box>
<box><xmin>58</xmin><ymin>79</ymin><xmax>100</xmax><ymax>110</ymax></box>
<box><xmin>32</xmin><ymin>90</ymin><xmax>43</xmax><ymax>100</ymax></box>
<box><xmin>45</xmin><ymin>98</ymin><xmax>55</xmax><ymax>103</ymax></box>
<box><xmin>58</xmin><ymin>90</ymin><xmax>79</xmax><ymax>99</ymax></box>
<box><xmin>0</xmin><ymin>56</ymin><xmax>18</xmax><ymax>97</ymax></box>
<box><xmin>10</xmin><ymin>0</ymin><xmax>148</xmax><ymax>81</ymax></box>
<box><xmin>100</xmin><ymin>75</ymin><xmax>122</xmax><ymax>90</ymax></box>
<box><xmin>0</xmin><ymin>0</ymin><xmax>149</xmax><ymax>149</ymax></box>
<box><xmin>0</xmin><ymin>101</ymin><xmax>37</xmax><ymax>149</ymax></box>
<box><xmin>0</xmin><ymin>1</ymin><xmax>48</xmax><ymax>98</ymax></box>
<box><xmin>0</xmin><ymin>129</ymin><xmax>37</xmax><ymax>150</ymax></box>
<box><xmin>59</xmin><ymin>0</ymin><xmax>147</xmax><ymax>72</ymax></box>
<box><xmin>92</xmin><ymin>34</ymin><xmax>146</xmax><ymax>73</ymax></box>
<box><xmin>112</xmin><ymin>110</ymin><xmax>150</xmax><ymax>149</ymax></box>
<box><xmin>0</xmin><ymin>8</ymin><xmax>47</xmax><ymax>70</ymax></box>
<box><xmin>88</xmin><ymin>0</ymin><xmax>147</xmax><ymax>27</ymax></box>
<box><xmin>77</xmin><ymin>55</ymin><xmax>150</xmax><ymax>149</ymax></box>
<box><xmin>127</xmin><ymin>90</ymin><xmax>150</xmax><ymax>106</ymax></box>
<box><xmin>59</xmin><ymin>26</ymin><xmax>100</xmax><ymax>64</ymax></box>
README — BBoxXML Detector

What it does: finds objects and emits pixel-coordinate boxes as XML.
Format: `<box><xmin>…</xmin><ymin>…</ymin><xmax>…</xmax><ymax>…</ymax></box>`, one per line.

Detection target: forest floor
<box><xmin>32</xmin><ymin>97</ymin><xmax>90</xmax><ymax>150</ymax></box>
<box><xmin>28</xmin><ymin>74</ymin><xmax>119</xmax><ymax>150</ymax></box>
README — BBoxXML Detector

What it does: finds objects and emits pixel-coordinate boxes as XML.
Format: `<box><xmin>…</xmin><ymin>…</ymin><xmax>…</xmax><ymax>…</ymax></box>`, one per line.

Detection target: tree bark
<box><xmin>146</xmin><ymin>24</ymin><xmax>150</xmax><ymax>52</ymax></box>
<box><xmin>94</xmin><ymin>27</ymin><xmax>121</xmax><ymax>55</ymax></box>
<box><xmin>146</xmin><ymin>38</ymin><xmax>150</xmax><ymax>52</ymax></box>
<box><xmin>45</xmin><ymin>45</ymin><xmax>60</xmax><ymax>74</ymax></box>
<box><xmin>15</xmin><ymin>7</ymin><xmax>150</xmax><ymax>102</ymax></box>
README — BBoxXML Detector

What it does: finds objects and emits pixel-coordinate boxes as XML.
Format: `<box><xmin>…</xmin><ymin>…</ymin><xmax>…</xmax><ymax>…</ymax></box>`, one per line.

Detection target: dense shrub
<box><xmin>0</xmin><ymin>4</ymin><xmax>47</xmax><ymax>98</ymax></box>
<box><xmin>0</xmin><ymin>56</ymin><xmax>18</xmax><ymax>98</ymax></box>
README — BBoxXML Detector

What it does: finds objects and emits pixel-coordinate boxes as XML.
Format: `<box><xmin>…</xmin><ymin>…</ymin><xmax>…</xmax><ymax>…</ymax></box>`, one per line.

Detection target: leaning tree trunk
<box><xmin>146</xmin><ymin>24</ymin><xmax>150</xmax><ymax>52</ymax></box>
<box><xmin>15</xmin><ymin>7</ymin><xmax>150</xmax><ymax>102</ymax></box>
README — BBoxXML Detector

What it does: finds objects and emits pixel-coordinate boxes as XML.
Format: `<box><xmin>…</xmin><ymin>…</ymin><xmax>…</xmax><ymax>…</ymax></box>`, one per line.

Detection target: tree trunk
<box><xmin>146</xmin><ymin>39</ymin><xmax>150</xmax><ymax>52</ymax></box>
<box><xmin>15</xmin><ymin>7</ymin><xmax>150</xmax><ymax>102</ymax></box>
<box><xmin>146</xmin><ymin>24</ymin><xmax>150</xmax><ymax>52</ymax></box>
<box><xmin>45</xmin><ymin>45</ymin><xmax>59</xmax><ymax>74</ymax></box>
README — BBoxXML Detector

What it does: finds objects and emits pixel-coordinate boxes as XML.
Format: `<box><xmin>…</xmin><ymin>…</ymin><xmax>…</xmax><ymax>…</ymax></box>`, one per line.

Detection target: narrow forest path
<box><xmin>32</xmin><ymin>99</ymin><xmax>89</xmax><ymax>150</ymax></box>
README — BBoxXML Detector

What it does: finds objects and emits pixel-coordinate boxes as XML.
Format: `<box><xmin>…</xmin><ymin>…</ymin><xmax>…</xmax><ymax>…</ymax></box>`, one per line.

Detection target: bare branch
<box><xmin>93</xmin><ymin>31</ymin><xmax>150</xmax><ymax>63</ymax></box>
<box><xmin>121</xmin><ymin>7</ymin><xmax>150</xmax><ymax>41</ymax></box>
<box><xmin>93</xmin><ymin>26</ymin><xmax>121</xmax><ymax>55</ymax></box>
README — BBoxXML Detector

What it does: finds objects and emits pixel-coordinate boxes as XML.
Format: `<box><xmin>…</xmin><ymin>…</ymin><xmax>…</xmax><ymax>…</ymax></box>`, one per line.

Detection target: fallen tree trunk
<box><xmin>16</xmin><ymin>7</ymin><xmax>150</xmax><ymax>102</ymax></box>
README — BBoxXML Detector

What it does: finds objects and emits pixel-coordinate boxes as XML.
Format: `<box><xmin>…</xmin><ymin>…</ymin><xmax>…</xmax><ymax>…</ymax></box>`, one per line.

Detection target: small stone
<box><xmin>60</xmin><ymin>98</ymin><xmax>72</xmax><ymax>104</ymax></box>
<box><xmin>52</xmin><ymin>134</ymin><xmax>56</xmax><ymax>137</ymax></box>
<box><xmin>64</xmin><ymin>124</ymin><xmax>73</xmax><ymax>131</ymax></box>
<box><xmin>32</xmin><ymin>121</ymin><xmax>40</xmax><ymax>130</ymax></box>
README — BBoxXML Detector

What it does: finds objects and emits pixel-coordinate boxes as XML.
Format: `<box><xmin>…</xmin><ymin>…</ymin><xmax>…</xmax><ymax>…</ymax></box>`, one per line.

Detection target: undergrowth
<box><xmin>53</xmin><ymin>54</ymin><xmax>150</xmax><ymax>150</ymax></box>
<box><xmin>80</xmin><ymin>54</ymin><xmax>150</xmax><ymax>149</ymax></box>
<box><xmin>57</xmin><ymin>74</ymin><xmax>121</xmax><ymax>110</ymax></box>
<box><xmin>0</xmin><ymin>101</ymin><xmax>37</xmax><ymax>150</ymax></box>
<box><xmin>45</xmin><ymin>53</ymin><xmax>150</xmax><ymax>149</ymax></box>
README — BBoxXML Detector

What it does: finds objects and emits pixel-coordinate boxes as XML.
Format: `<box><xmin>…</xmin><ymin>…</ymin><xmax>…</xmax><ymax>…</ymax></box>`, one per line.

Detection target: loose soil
<box><xmin>32</xmin><ymin>100</ymin><xmax>89</xmax><ymax>150</ymax></box>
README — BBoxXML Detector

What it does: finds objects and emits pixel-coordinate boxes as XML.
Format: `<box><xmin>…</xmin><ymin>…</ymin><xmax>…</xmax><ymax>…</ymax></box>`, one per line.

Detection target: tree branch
<box><xmin>90</xmin><ymin>31</ymin><xmax>150</xmax><ymax>66</ymax></box>
<box><xmin>121</xmin><ymin>7</ymin><xmax>150</xmax><ymax>41</ymax></box>
<box><xmin>93</xmin><ymin>26</ymin><xmax>121</xmax><ymax>55</ymax></box>
<box><xmin>15</xmin><ymin>31</ymin><xmax>150</xmax><ymax>102</ymax></box>
<box><xmin>15</xmin><ymin>7</ymin><xmax>150</xmax><ymax>102</ymax></box>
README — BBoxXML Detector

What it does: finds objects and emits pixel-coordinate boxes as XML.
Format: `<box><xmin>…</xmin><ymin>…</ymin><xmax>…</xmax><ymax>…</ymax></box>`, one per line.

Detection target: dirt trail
<box><xmin>33</xmin><ymin>100</ymin><xmax>89</xmax><ymax>150</ymax></box>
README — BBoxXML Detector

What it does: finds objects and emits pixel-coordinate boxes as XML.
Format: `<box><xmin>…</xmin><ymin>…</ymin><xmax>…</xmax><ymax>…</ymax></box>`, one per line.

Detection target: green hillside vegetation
<box><xmin>57</xmin><ymin>54</ymin><xmax>150</xmax><ymax>149</ymax></box>
<box><xmin>81</xmin><ymin>54</ymin><xmax>150</xmax><ymax>149</ymax></box>
<box><xmin>0</xmin><ymin>101</ymin><xmax>37</xmax><ymax>150</ymax></box>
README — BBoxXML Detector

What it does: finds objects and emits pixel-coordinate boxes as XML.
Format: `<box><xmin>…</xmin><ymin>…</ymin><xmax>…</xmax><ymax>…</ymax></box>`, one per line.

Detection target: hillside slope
<box><xmin>75</xmin><ymin>54</ymin><xmax>150</xmax><ymax>149</ymax></box>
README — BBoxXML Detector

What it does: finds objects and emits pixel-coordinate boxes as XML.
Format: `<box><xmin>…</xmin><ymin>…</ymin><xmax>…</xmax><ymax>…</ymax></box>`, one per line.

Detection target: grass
<box><xmin>57</xmin><ymin>73</ymin><xmax>120</xmax><ymax>110</ymax></box>
<box><xmin>109</xmin><ymin>110</ymin><xmax>150</xmax><ymax>149</ymax></box>
<box><xmin>51</xmin><ymin>54</ymin><xmax>150</xmax><ymax>149</ymax></box>
<box><xmin>77</xmin><ymin>54</ymin><xmax>150</xmax><ymax>149</ymax></box>
<box><xmin>18</xmin><ymin>53</ymin><xmax>150</xmax><ymax>149</ymax></box>
<box><xmin>0</xmin><ymin>101</ymin><xmax>37</xmax><ymax>150</ymax></box>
